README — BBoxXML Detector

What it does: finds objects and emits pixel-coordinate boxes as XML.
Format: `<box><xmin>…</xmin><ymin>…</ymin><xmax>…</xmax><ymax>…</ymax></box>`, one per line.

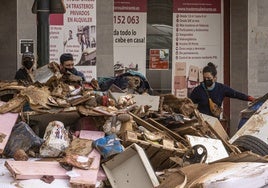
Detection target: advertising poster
<box><xmin>149</xmin><ymin>49</ymin><xmax>169</xmax><ymax>70</ymax></box>
<box><xmin>49</xmin><ymin>0</ymin><xmax>96</xmax><ymax>81</ymax></box>
<box><xmin>172</xmin><ymin>0</ymin><xmax>223</xmax><ymax>98</ymax></box>
<box><xmin>113</xmin><ymin>0</ymin><xmax>147</xmax><ymax>75</ymax></box>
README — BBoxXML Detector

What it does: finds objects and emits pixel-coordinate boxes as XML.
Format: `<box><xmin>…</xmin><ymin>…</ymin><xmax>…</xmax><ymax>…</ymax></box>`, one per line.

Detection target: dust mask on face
<box><xmin>66</xmin><ymin>68</ymin><xmax>76</xmax><ymax>74</ymax></box>
<box><xmin>204</xmin><ymin>79</ymin><xmax>213</xmax><ymax>87</ymax></box>
<box><xmin>23</xmin><ymin>60</ymin><xmax>34</xmax><ymax>70</ymax></box>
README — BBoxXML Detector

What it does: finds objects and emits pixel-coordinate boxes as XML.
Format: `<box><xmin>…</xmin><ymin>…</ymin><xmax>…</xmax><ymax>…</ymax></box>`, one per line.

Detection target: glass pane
<box><xmin>146</xmin><ymin>0</ymin><xmax>173</xmax><ymax>94</ymax></box>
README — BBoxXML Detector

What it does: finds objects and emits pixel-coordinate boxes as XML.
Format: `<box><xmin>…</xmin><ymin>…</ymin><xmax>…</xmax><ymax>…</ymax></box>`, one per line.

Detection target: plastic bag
<box><xmin>4</xmin><ymin>121</ymin><xmax>44</xmax><ymax>157</ymax></box>
<box><xmin>93</xmin><ymin>134</ymin><xmax>123</xmax><ymax>158</ymax></box>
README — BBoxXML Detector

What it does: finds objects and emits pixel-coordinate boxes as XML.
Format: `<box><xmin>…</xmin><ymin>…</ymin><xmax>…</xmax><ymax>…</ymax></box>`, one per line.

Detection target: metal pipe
<box><xmin>36</xmin><ymin>0</ymin><xmax>50</xmax><ymax>68</ymax></box>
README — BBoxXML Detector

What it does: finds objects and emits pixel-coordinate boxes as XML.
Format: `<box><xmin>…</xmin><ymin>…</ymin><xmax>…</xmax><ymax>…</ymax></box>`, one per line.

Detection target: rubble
<box><xmin>1</xmin><ymin>64</ymin><xmax>268</xmax><ymax>187</ymax></box>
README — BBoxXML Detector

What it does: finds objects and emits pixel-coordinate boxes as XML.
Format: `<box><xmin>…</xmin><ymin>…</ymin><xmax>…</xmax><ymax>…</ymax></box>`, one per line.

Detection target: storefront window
<box><xmin>146</xmin><ymin>0</ymin><xmax>173</xmax><ymax>94</ymax></box>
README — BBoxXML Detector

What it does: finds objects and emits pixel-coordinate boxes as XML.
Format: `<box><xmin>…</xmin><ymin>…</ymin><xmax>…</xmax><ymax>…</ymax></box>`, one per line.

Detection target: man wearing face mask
<box><xmin>190</xmin><ymin>62</ymin><xmax>255</xmax><ymax>118</ymax></box>
<box><xmin>59</xmin><ymin>53</ymin><xmax>86</xmax><ymax>82</ymax></box>
<box><xmin>15</xmin><ymin>52</ymin><xmax>35</xmax><ymax>83</ymax></box>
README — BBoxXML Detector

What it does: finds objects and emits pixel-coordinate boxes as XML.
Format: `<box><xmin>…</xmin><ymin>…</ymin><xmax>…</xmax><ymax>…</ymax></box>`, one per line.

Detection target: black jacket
<box><xmin>15</xmin><ymin>68</ymin><xmax>33</xmax><ymax>83</ymax></box>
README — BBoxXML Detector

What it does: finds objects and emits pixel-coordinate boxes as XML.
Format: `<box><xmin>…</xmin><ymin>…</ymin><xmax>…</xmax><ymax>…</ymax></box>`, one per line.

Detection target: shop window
<box><xmin>146</xmin><ymin>0</ymin><xmax>173</xmax><ymax>94</ymax></box>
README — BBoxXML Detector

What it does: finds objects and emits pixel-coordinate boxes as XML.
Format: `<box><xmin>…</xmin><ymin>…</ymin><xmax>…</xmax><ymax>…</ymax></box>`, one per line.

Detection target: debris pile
<box><xmin>1</xmin><ymin>63</ymin><xmax>268</xmax><ymax>187</ymax></box>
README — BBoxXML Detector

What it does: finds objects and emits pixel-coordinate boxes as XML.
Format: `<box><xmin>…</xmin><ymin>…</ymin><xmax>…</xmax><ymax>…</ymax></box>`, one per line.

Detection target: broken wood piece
<box><xmin>201</xmin><ymin>113</ymin><xmax>229</xmax><ymax>141</ymax></box>
<box><xmin>108</xmin><ymin>84</ymin><xmax>125</xmax><ymax>93</ymax></box>
<box><xmin>147</xmin><ymin>118</ymin><xmax>188</xmax><ymax>145</ymax></box>
<box><xmin>201</xmin><ymin>115</ymin><xmax>239</xmax><ymax>154</ymax></box>
<box><xmin>173</xmin><ymin>125</ymin><xmax>203</xmax><ymax>137</ymax></box>
<box><xmin>92</xmin><ymin>106</ymin><xmax>115</xmax><ymax>116</ymax></box>
<box><xmin>123</xmin><ymin>131</ymin><xmax>185</xmax><ymax>153</ymax></box>
<box><xmin>5</xmin><ymin>160</ymin><xmax>68</xmax><ymax>180</ymax></box>
<box><xmin>69</xmin><ymin>94</ymin><xmax>91</xmax><ymax>106</ymax></box>
<box><xmin>129</xmin><ymin>112</ymin><xmax>163</xmax><ymax>133</ymax></box>
<box><xmin>110</xmin><ymin>92</ymin><xmax>160</xmax><ymax>111</ymax></box>
<box><xmin>69</xmin><ymin>130</ymin><xmax>105</xmax><ymax>188</ymax></box>
<box><xmin>161</xmin><ymin>139</ymin><xmax>175</xmax><ymax>149</ymax></box>
<box><xmin>64</xmin><ymin>138</ymin><xmax>93</xmax><ymax>156</ymax></box>
<box><xmin>122</xmin><ymin>130</ymin><xmax>186</xmax><ymax>170</ymax></box>
<box><xmin>157</xmin><ymin>169</ymin><xmax>187</xmax><ymax>188</ymax></box>
<box><xmin>13</xmin><ymin>149</ymin><xmax>28</xmax><ymax>161</ymax></box>
<box><xmin>40</xmin><ymin>175</ymin><xmax>55</xmax><ymax>184</ymax></box>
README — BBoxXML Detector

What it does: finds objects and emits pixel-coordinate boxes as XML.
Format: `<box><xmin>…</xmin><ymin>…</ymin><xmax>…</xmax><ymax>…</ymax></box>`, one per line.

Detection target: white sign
<box><xmin>49</xmin><ymin>0</ymin><xmax>97</xmax><ymax>81</ymax></box>
<box><xmin>172</xmin><ymin>0</ymin><xmax>223</xmax><ymax>98</ymax></box>
<box><xmin>113</xmin><ymin>0</ymin><xmax>147</xmax><ymax>75</ymax></box>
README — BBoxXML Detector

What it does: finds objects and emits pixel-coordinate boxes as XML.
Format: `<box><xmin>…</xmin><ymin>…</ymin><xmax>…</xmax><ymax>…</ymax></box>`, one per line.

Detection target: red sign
<box><xmin>149</xmin><ymin>49</ymin><xmax>169</xmax><ymax>70</ymax></box>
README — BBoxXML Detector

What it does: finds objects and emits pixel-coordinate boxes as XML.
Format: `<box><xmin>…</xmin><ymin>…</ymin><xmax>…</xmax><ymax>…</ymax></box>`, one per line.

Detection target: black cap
<box><xmin>60</xmin><ymin>53</ymin><xmax>73</xmax><ymax>64</ymax></box>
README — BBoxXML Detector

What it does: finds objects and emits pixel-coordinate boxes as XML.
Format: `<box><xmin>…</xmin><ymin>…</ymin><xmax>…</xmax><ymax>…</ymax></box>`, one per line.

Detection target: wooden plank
<box><xmin>150</xmin><ymin>149</ymin><xmax>173</xmax><ymax>170</ymax></box>
<box><xmin>70</xmin><ymin>130</ymin><xmax>105</xmax><ymax>188</ymax></box>
<box><xmin>0</xmin><ymin>102</ymin><xmax>18</xmax><ymax>154</ymax></box>
<box><xmin>147</xmin><ymin>118</ymin><xmax>188</xmax><ymax>145</ymax></box>
<box><xmin>173</xmin><ymin>126</ymin><xmax>203</xmax><ymax>137</ymax></box>
<box><xmin>123</xmin><ymin>131</ymin><xmax>185</xmax><ymax>153</ymax></box>
<box><xmin>4</xmin><ymin>160</ymin><xmax>68</xmax><ymax>180</ymax></box>
<box><xmin>144</xmin><ymin>145</ymin><xmax>160</xmax><ymax>159</ymax></box>
<box><xmin>160</xmin><ymin>151</ymin><xmax>177</xmax><ymax>169</ymax></box>
<box><xmin>201</xmin><ymin>113</ymin><xmax>229</xmax><ymax>141</ymax></box>
<box><xmin>122</xmin><ymin>130</ymin><xmax>185</xmax><ymax>170</ymax></box>
<box><xmin>129</xmin><ymin>112</ymin><xmax>163</xmax><ymax>133</ymax></box>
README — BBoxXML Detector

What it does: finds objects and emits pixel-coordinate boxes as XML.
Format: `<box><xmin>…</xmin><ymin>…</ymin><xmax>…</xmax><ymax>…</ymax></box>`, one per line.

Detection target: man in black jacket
<box><xmin>15</xmin><ymin>52</ymin><xmax>35</xmax><ymax>83</ymax></box>
<box><xmin>60</xmin><ymin>53</ymin><xmax>86</xmax><ymax>82</ymax></box>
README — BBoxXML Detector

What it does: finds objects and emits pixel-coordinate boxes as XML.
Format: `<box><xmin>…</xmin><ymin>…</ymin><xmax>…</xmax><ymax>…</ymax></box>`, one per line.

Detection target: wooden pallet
<box><xmin>122</xmin><ymin>131</ymin><xmax>186</xmax><ymax>171</ymax></box>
